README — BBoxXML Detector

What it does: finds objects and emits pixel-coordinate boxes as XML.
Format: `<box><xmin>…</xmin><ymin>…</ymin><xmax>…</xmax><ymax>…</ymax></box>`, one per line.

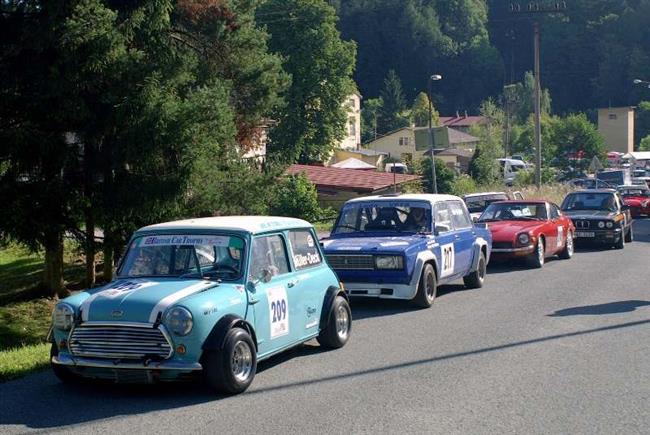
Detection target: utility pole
<box><xmin>427</xmin><ymin>74</ymin><xmax>442</xmax><ymax>194</ymax></box>
<box><xmin>509</xmin><ymin>1</ymin><xmax>567</xmax><ymax>188</ymax></box>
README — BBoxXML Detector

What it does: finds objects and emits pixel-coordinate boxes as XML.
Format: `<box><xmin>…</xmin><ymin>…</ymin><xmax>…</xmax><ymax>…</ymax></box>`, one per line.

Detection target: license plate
<box><xmin>576</xmin><ymin>231</ymin><xmax>595</xmax><ymax>238</ymax></box>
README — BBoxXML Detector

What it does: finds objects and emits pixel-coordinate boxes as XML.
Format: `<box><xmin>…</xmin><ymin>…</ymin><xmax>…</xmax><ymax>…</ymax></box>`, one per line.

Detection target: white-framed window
<box><xmin>398</xmin><ymin>137</ymin><xmax>410</xmax><ymax>146</ymax></box>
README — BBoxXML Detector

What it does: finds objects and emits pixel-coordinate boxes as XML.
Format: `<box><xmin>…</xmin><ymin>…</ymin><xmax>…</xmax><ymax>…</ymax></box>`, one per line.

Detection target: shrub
<box><xmin>270</xmin><ymin>173</ymin><xmax>325</xmax><ymax>222</ymax></box>
<box><xmin>450</xmin><ymin>175</ymin><xmax>478</xmax><ymax>196</ymax></box>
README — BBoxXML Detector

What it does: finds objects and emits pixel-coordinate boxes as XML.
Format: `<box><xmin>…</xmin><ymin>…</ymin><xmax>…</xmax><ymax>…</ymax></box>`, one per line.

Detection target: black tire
<box><xmin>50</xmin><ymin>343</ymin><xmax>80</xmax><ymax>384</ymax></box>
<box><xmin>463</xmin><ymin>251</ymin><xmax>486</xmax><ymax>289</ymax></box>
<box><xmin>317</xmin><ymin>296</ymin><xmax>351</xmax><ymax>349</ymax></box>
<box><xmin>614</xmin><ymin>231</ymin><xmax>625</xmax><ymax>249</ymax></box>
<box><xmin>413</xmin><ymin>263</ymin><xmax>437</xmax><ymax>308</ymax></box>
<box><xmin>625</xmin><ymin>226</ymin><xmax>633</xmax><ymax>243</ymax></box>
<box><xmin>203</xmin><ymin>328</ymin><xmax>257</xmax><ymax>395</ymax></box>
<box><xmin>526</xmin><ymin>237</ymin><xmax>545</xmax><ymax>268</ymax></box>
<box><xmin>559</xmin><ymin>231</ymin><xmax>574</xmax><ymax>260</ymax></box>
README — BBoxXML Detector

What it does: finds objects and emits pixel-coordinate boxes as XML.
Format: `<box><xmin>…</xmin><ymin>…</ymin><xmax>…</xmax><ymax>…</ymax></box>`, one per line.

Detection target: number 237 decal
<box><xmin>267</xmin><ymin>286</ymin><xmax>290</xmax><ymax>339</ymax></box>
<box><xmin>440</xmin><ymin>243</ymin><xmax>455</xmax><ymax>278</ymax></box>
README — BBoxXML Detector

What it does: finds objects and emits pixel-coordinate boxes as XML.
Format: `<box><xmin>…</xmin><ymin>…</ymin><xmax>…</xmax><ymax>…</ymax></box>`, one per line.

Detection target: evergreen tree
<box><xmin>411</xmin><ymin>92</ymin><xmax>439</xmax><ymax>127</ymax></box>
<box><xmin>378</xmin><ymin>70</ymin><xmax>409</xmax><ymax>134</ymax></box>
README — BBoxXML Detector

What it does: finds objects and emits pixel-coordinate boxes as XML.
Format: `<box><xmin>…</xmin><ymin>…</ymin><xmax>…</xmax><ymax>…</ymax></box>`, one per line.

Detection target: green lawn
<box><xmin>0</xmin><ymin>343</ymin><xmax>50</xmax><ymax>382</ymax></box>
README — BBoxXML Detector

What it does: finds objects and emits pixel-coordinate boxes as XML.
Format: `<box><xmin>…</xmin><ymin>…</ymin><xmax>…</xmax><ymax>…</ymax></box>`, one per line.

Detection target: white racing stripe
<box><xmin>147</xmin><ymin>281</ymin><xmax>214</xmax><ymax>323</ymax></box>
<box><xmin>79</xmin><ymin>279</ymin><xmax>157</xmax><ymax>322</ymax></box>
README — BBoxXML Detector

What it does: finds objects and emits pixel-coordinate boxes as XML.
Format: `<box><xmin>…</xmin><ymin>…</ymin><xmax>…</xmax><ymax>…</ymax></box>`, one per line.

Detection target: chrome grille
<box><xmin>326</xmin><ymin>254</ymin><xmax>375</xmax><ymax>270</ymax></box>
<box><xmin>69</xmin><ymin>323</ymin><xmax>172</xmax><ymax>360</ymax></box>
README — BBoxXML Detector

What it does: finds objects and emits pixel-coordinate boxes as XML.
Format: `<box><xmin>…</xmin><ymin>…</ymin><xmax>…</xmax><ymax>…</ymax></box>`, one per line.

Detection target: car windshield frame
<box><xmin>116</xmin><ymin>233</ymin><xmax>247</xmax><ymax>281</ymax></box>
<box><xmin>478</xmin><ymin>202</ymin><xmax>548</xmax><ymax>222</ymax></box>
<box><xmin>331</xmin><ymin>200</ymin><xmax>433</xmax><ymax>235</ymax></box>
<box><xmin>561</xmin><ymin>192</ymin><xmax>618</xmax><ymax>212</ymax></box>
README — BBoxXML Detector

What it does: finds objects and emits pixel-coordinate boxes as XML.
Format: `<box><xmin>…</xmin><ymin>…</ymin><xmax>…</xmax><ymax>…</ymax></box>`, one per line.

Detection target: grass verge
<box><xmin>0</xmin><ymin>342</ymin><xmax>50</xmax><ymax>382</ymax></box>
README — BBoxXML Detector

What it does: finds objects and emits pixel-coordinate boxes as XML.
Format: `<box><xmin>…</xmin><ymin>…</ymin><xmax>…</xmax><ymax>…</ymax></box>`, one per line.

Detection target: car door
<box><xmin>548</xmin><ymin>203</ymin><xmax>567</xmax><ymax>253</ymax></box>
<box><xmin>286</xmin><ymin>228</ymin><xmax>326</xmax><ymax>339</ymax></box>
<box><xmin>448</xmin><ymin>200</ymin><xmax>475</xmax><ymax>277</ymax></box>
<box><xmin>433</xmin><ymin>202</ymin><xmax>458</xmax><ymax>283</ymax></box>
<box><xmin>247</xmin><ymin>233</ymin><xmax>302</xmax><ymax>357</ymax></box>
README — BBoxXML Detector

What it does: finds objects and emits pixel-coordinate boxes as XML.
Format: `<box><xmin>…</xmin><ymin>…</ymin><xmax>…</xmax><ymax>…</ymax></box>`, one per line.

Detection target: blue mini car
<box><xmin>322</xmin><ymin>194</ymin><xmax>492</xmax><ymax>307</ymax></box>
<box><xmin>50</xmin><ymin>216</ymin><xmax>350</xmax><ymax>394</ymax></box>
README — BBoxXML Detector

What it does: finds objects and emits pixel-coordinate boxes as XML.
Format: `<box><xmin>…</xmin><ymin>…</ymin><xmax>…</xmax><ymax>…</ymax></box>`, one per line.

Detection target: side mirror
<box><xmin>472</xmin><ymin>216</ymin><xmax>479</xmax><ymax>223</ymax></box>
<box><xmin>435</xmin><ymin>224</ymin><xmax>451</xmax><ymax>234</ymax></box>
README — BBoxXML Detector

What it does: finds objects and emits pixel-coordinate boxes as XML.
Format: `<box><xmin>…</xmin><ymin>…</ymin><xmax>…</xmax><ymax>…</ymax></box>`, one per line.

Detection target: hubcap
<box><xmin>426</xmin><ymin>273</ymin><xmax>436</xmax><ymax>300</ymax></box>
<box><xmin>231</xmin><ymin>340</ymin><xmax>253</xmax><ymax>382</ymax></box>
<box><xmin>335</xmin><ymin>305</ymin><xmax>350</xmax><ymax>340</ymax></box>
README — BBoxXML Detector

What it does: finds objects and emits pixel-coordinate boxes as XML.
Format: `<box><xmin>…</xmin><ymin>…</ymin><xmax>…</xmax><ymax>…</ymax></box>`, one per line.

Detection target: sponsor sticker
<box><xmin>440</xmin><ymin>243</ymin><xmax>455</xmax><ymax>278</ymax></box>
<box><xmin>267</xmin><ymin>286</ymin><xmax>289</xmax><ymax>339</ymax></box>
<box><xmin>138</xmin><ymin>235</ymin><xmax>231</xmax><ymax>247</ymax></box>
<box><xmin>293</xmin><ymin>252</ymin><xmax>321</xmax><ymax>268</ymax></box>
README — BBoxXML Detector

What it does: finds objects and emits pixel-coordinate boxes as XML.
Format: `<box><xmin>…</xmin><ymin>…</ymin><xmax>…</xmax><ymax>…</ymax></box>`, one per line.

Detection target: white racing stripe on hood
<box><xmin>79</xmin><ymin>279</ymin><xmax>158</xmax><ymax>322</ymax></box>
<box><xmin>148</xmin><ymin>281</ymin><xmax>214</xmax><ymax>323</ymax></box>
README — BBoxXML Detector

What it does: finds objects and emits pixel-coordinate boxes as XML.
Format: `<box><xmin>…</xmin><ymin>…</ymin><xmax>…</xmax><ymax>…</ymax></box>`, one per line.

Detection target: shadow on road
<box><xmin>2</xmin><ymin>318</ymin><xmax>649</xmax><ymax>431</ymax></box>
<box><xmin>487</xmin><ymin>256</ymin><xmax>561</xmax><ymax>274</ymax></box>
<box><xmin>548</xmin><ymin>300</ymin><xmax>650</xmax><ymax>317</ymax></box>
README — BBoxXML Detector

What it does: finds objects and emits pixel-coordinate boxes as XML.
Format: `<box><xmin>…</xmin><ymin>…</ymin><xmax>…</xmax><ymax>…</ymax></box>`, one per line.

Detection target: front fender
<box><xmin>470</xmin><ymin>236</ymin><xmax>490</xmax><ymax>272</ymax></box>
<box><xmin>202</xmin><ymin>314</ymin><xmax>258</xmax><ymax>352</ymax></box>
<box><xmin>319</xmin><ymin>286</ymin><xmax>348</xmax><ymax>330</ymax></box>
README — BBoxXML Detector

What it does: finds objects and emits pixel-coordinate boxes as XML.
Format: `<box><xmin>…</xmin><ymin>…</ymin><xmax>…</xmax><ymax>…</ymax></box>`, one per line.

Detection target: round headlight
<box><xmin>517</xmin><ymin>233</ymin><xmax>530</xmax><ymax>245</ymax></box>
<box><xmin>53</xmin><ymin>303</ymin><xmax>74</xmax><ymax>331</ymax></box>
<box><xmin>598</xmin><ymin>221</ymin><xmax>605</xmax><ymax>228</ymax></box>
<box><xmin>606</xmin><ymin>221</ymin><xmax>614</xmax><ymax>228</ymax></box>
<box><xmin>164</xmin><ymin>307</ymin><xmax>193</xmax><ymax>336</ymax></box>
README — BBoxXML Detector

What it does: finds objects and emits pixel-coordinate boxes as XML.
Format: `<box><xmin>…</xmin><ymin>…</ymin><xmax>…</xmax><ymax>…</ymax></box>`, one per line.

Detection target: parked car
<box><xmin>597</xmin><ymin>169</ymin><xmax>631</xmax><ymax>187</ymax></box>
<box><xmin>560</xmin><ymin>190</ymin><xmax>633</xmax><ymax>249</ymax></box>
<box><xmin>321</xmin><ymin>194</ymin><xmax>492</xmax><ymax>308</ymax></box>
<box><xmin>476</xmin><ymin>200</ymin><xmax>575</xmax><ymax>268</ymax></box>
<box><xmin>50</xmin><ymin>216</ymin><xmax>351</xmax><ymax>394</ymax></box>
<box><xmin>463</xmin><ymin>191</ymin><xmax>524</xmax><ymax>221</ymax></box>
<box><xmin>566</xmin><ymin>178</ymin><xmax>615</xmax><ymax>189</ymax></box>
<box><xmin>385</xmin><ymin>163</ymin><xmax>408</xmax><ymax>174</ymax></box>
<box><xmin>498</xmin><ymin>158</ymin><xmax>527</xmax><ymax>185</ymax></box>
<box><xmin>617</xmin><ymin>185</ymin><xmax>650</xmax><ymax>217</ymax></box>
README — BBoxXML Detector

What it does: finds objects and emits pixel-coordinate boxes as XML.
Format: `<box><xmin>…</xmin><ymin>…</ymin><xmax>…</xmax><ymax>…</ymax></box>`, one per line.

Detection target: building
<box><xmin>598</xmin><ymin>107</ymin><xmax>634</xmax><ymax>154</ymax></box>
<box><xmin>332</xmin><ymin>147</ymin><xmax>386</xmax><ymax>168</ymax></box>
<box><xmin>439</xmin><ymin>113</ymin><xmax>487</xmax><ymax>133</ymax></box>
<box><xmin>339</xmin><ymin>92</ymin><xmax>362</xmax><ymax>151</ymax></box>
<box><xmin>363</xmin><ymin>126</ymin><xmax>479</xmax><ymax>168</ymax></box>
<box><xmin>286</xmin><ymin>164</ymin><xmax>420</xmax><ymax>209</ymax></box>
<box><xmin>429</xmin><ymin>148</ymin><xmax>474</xmax><ymax>173</ymax></box>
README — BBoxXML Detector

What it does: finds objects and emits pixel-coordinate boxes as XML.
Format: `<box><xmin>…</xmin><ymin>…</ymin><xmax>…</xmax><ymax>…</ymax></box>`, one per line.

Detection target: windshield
<box><xmin>465</xmin><ymin>194</ymin><xmax>509</xmax><ymax>213</ymax></box>
<box><xmin>118</xmin><ymin>234</ymin><xmax>245</xmax><ymax>280</ymax></box>
<box><xmin>478</xmin><ymin>203</ymin><xmax>547</xmax><ymax>222</ymax></box>
<box><xmin>332</xmin><ymin>201</ymin><xmax>432</xmax><ymax>234</ymax></box>
<box><xmin>561</xmin><ymin>193</ymin><xmax>617</xmax><ymax>212</ymax></box>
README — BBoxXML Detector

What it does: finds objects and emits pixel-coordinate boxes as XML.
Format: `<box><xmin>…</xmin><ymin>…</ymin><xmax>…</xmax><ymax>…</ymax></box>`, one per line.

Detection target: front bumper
<box><xmin>574</xmin><ymin>228</ymin><xmax>622</xmax><ymax>243</ymax></box>
<box><xmin>343</xmin><ymin>282</ymin><xmax>418</xmax><ymax>300</ymax></box>
<box><xmin>491</xmin><ymin>244</ymin><xmax>535</xmax><ymax>256</ymax></box>
<box><xmin>52</xmin><ymin>352</ymin><xmax>202</xmax><ymax>371</ymax></box>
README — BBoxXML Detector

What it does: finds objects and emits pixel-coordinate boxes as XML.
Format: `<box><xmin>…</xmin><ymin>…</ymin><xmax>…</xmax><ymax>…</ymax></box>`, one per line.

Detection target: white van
<box><xmin>385</xmin><ymin>163</ymin><xmax>408</xmax><ymax>174</ymax></box>
<box><xmin>498</xmin><ymin>158</ymin><xmax>527</xmax><ymax>185</ymax></box>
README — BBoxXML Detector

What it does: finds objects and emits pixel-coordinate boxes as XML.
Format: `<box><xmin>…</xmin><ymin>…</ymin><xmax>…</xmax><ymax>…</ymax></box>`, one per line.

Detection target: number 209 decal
<box><xmin>267</xmin><ymin>286</ymin><xmax>290</xmax><ymax>339</ymax></box>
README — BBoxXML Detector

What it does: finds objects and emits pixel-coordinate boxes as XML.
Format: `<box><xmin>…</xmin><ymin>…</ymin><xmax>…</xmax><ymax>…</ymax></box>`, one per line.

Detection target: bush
<box><xmin>514</xmin><ymin>168</ymin><xmax>557</xmax><ymax>186</ymax></box>
<box><xmin>417</xmin><ymin>157</ymin><xmax>456</xmax><ymax>194</ymax></box>
<box><xmin>269</xmin><ymin>173</ymin><xmax>326</xmax><ymax>222</ymax></box>
<box><xmin>450</xmin><ymin>175</ymin><xmax>478</xmax><ymax>196</ymax></box>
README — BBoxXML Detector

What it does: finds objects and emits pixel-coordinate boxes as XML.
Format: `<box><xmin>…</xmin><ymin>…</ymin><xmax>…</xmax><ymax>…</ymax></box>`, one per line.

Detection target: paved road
<box><xmin>2</xmin><ymin>221</ymin><xmax>649</xmax><ymax>434</ymax></box>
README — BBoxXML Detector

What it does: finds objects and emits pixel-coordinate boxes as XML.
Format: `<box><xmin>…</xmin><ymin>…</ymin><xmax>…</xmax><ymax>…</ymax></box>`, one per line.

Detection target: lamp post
<box><xmin>428</xmin><ymin>74</ymin><xmax>442</xmax><ymax>194</ymax></box>
<box><xmin>633</xmin><ymin>78</ymin><xmax>650</xmax><ymax>88</ymax></box>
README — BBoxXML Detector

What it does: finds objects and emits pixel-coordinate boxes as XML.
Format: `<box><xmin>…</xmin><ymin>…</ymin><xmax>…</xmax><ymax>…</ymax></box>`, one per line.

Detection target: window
<box><xmin>348</xmin><ymin>118</ymin><xmax>356</xmax><ymax>136</ymax></box>
<box><xmin>249</xmin><ymin>235</ymin><xmax>289</xmax><ymax>281</ymax></box>
<box><xmin>348</xmin><ymin>98</ymin><xmax>356</xmax><ymax>109</ymax></box>
<box><xmin>398</xmin><ymin>137</ymin><xmax>410</xmax><ymax>146</ymax></box>
<box><xmin>448</xmin><ymin>201</ymin><xmax>472</xmax><ymax>229</ymax></box>
<box><xmin>289</xmin><ymin>230</ymin><xmax>322</xmax><ymax>269</ymax></box>
<box><xmin>332</xmin><ymin>201</ymin><xmax>431</xmax><ymax>234</ymax></box>
<box><xmin>434</xmin><ymin>202</ymin><xmax>452</xmax><ymax>233</ymax></box>
<box><xmin>608</xmin><ymin>113</ymin><xmax>617</xmax><ymax>120</ymax></box>
<box><xmin>549</xmin><ymin>204</ymin><xmax>560</xmax><ymax>219</ymax></box>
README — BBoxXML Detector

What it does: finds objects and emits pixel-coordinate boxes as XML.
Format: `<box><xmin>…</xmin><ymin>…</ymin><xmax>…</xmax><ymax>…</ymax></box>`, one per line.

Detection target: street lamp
<box><xmin>633</xmin><ymin>78</ymin><xmax>650</xmax><ymax>88</ymax></box>
<box><xmin>428</xmin><ymin>74</ymin><xmax>442</xmax><ymax>194</ymax></box>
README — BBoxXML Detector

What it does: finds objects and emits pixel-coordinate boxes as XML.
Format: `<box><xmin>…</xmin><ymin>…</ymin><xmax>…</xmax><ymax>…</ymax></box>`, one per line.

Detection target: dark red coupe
<box><xmin>618</xmin><ymin>185</ymin><xmax>650</xmax><ymax>217</ymax></box>
<box><xmin>477</xmin><ymin>200</ymin><xmax>576</xmax><ymax>268</ymax></box>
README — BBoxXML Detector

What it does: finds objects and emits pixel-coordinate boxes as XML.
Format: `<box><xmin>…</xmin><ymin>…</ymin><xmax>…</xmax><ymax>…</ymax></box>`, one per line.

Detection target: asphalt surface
<box><xmin>2</xmin><ymin>220</ymin><xmax>649</xmax><ymax>434</ymax></box>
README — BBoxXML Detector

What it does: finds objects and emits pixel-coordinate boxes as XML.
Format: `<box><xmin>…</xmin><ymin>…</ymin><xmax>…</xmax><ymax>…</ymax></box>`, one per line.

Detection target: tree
<box><xmin>417</xmin><ymin>157</ymin><xmax>455</xmax><ymax>194</ymax></box>
<box><xmin>259</xmin><ymin>0</ymin><xmax>356</xmax><ymax>163</ymax></box>
<box><xmin>377</xmin><ymin>69</ymin><xmax>409</xmax><ymax>134</ymax></box>
<box><xmin>635</xmin><ymin>101</ymin><xmax>650</xmax><ymax>149</ymax></box>
<box><xmin>269</xmin><ymin>173</ymin><xmax>325</xmax><ymax>222</ymax></box>
<box><xmin>548</xmin><ymin>114</ymin><xmax>606</xmax><ymax>171</ymax></box>
<box><xmin>468</xmin><ymin>100</ymin><xmax>504</xmax><ymax>184</ymax></box>
<box><xmin>410</xmin><ymin>92</ymin><xmax>439</xmax><ymax>127</ymax></box>
<box><xmin>361</xmin><ymin>97</ymin><xmax>383</xmax><ymax>143</ymax></box>
<box><xmin>638</xmin><ymin>135</ymin><xmax>650</xmax><ymax>152</ymax></box>
<box><xmin>505</xmin><ymin>72</ymin><xmax>552</xmax><ymax>124</ymax></box>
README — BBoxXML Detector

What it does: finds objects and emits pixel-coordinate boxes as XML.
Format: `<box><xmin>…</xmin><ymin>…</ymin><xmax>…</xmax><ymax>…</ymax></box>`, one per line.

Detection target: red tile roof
<box><xmin>286</xmin><ymin>164</ymin><xmax>420</xmax><ymax>192</ymax></box>
<box><xmin>439</xmin><ymin>116</ymin><xmax>486</xmax><ymax>128</ymax></box>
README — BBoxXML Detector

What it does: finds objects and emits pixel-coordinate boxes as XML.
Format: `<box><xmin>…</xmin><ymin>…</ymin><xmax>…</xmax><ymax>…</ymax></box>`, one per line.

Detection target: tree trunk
<box><xmin>85</xmin><ymin>212</ymin><xmax>96</xmax><ymax>287</ymax></box>
<box><xmin>103</xmin><ymin>234</ymin><xmax>114</xmax><ymax>282</ymax></box>
<box><xmin>43</xmin><ymin>233</ymin><xmax>68</xmax><ymax>298</ymax></box>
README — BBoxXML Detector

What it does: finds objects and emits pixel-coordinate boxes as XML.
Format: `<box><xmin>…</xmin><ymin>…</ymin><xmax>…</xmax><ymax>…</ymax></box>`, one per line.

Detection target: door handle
<box><xmin>249</xmin><ymin>297</ymin><xmax>259</xmax><ymax>305</ymax></box>
<box><xmin>287</xmin><ymin>280</ymin><xmax>298</xmax><ymax>288</ymax></box>
<box><xmin>454</xmin><ymin>234</ymin><xmax>461</xmax><ymax>240</ymax></box>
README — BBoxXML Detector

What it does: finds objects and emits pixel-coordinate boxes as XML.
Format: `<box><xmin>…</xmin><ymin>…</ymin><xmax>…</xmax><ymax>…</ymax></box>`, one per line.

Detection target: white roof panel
<box><xmin>137</xmin><ymin>216</ymin><xmax>312</xmax><ymax>235</ymax></box>
<box><xmin>345</xmin><ymin>193</ymin><xmax>461</xmax><ymax>205</ymax></box>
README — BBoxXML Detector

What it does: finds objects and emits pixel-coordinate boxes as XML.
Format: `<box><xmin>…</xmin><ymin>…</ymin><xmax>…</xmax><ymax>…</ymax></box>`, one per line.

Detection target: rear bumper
<box><xmin>52</xmin><ymin>353</ymin><xmax>202</xmax><ymax>371</ymax></box>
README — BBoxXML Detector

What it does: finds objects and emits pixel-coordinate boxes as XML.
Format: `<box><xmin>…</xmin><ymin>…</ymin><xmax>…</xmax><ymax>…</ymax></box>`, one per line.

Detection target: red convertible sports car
<box><xmin>618</xmin><ymin>185</ymin><xmax>650</xmax><ymax>217</ymax></box>
<box><xmin>477</xmin><ymin>200</ymin><xmax>576</xmax><ymax>268</ymax></box>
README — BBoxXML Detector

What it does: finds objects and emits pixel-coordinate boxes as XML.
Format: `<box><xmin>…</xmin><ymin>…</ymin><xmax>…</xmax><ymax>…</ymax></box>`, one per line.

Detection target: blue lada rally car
<box><xmin>322</xmin><ymin>194</ymin><xmax>492</xmax><ymax>308</ymax></box>
<box><xmin>50</xmin><ymin>216</ymin><xmax>351</xmax><ymax>394</ymax></box>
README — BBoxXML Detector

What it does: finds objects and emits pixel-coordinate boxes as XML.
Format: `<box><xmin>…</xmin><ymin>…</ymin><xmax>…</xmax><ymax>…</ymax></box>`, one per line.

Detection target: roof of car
<box><xmin>490</xmin><ymin>200</ymin><xmax>547</xmax><ymax>204</ymax></box>
<box><xmin>345</xmin><ymin>193</ymin><xmax>460</xmax><ymax>205</ymax></box>
<box><xmin>136</xmin><ymin>216</ymin><xmax>313</xmax><ymax>235</ymax></box>
<box><xmin>569</xmin><ymin>189</ymin><xmax>617</xmax><ymax>194</ymax></box>
<box><xmin>618</xmin><ymin>185</ymin><xmax>649</xmax><ymax>189</ymax></box>
<box><xmin>462</xmin><ymin>192</ymin><xmax>508</xmax><ymax>199</ymax></box>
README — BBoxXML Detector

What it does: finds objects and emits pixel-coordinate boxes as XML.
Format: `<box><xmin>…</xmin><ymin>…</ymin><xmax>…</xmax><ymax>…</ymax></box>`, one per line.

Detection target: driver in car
<box><xmin>403</xmin><ymin>208</ymin><xmax>428</xmax><ymax>232</ymax></box>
